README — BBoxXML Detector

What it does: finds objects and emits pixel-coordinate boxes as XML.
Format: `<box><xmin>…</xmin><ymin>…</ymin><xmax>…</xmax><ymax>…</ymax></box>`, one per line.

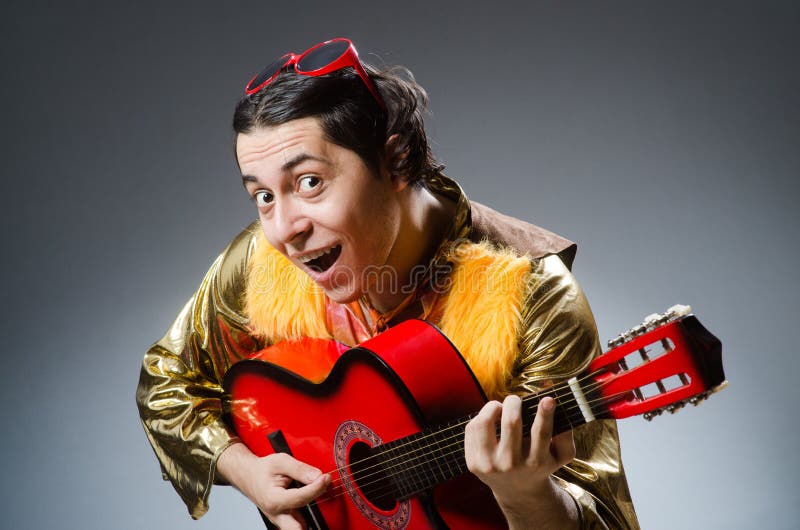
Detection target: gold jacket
<box><xmin>136</xmin><ymin>175</ymin><xmax>639</xmax><ymax>528</ymax></box>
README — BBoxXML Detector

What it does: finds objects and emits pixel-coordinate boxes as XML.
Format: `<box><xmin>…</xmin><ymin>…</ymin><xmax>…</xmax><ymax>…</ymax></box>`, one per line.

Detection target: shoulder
<box><xmin>521</xmin><ymin>253</ymin><xmax>597</xmax><ymax>343</ymax></box>
<box><xmin>210</xmin><ymin>221</ymin><xmax>261</xmax><ymax>314</ymax></box>
<box><xmin>468</xmin><ymin>200</ymin><xmax>577</xmax><ymax>269</ymax></box>
<box><xmin>512</xmin><ymin>254</ymin><xmax>601</xmax><ymax>391</ymax></box>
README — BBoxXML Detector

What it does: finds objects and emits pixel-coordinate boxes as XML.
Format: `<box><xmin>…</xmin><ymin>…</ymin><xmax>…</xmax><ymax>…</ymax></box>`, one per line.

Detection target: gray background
<box><xmin>2</xmin><ymin>1</ymin><xmax>797</xmax><ymax>529</ymax></box>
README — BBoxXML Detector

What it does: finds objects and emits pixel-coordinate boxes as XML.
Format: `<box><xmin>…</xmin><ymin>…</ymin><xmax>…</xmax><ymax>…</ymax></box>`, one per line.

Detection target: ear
<box><xmin>384</xmin><ymin>133</ymin><xmax>410</xmax><ymax>191</ymax></box>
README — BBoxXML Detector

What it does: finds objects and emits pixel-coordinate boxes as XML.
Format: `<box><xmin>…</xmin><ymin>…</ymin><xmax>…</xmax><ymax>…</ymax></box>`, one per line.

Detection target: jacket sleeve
<box><xmin>135</xmin><ymin>224</ymin><xmax>262</xmax><ymax>519</ymax></box>
<box><xmin>507</xmin><ymin>255</ymin><xmax>640</xmax><ymax>529</ymax></box>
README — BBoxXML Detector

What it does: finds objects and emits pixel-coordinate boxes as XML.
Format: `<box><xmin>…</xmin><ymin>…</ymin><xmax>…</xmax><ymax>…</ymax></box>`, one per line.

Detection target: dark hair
<box><xmin>232</xmin><ymin>64</ymin><xmax>443</xmax><ymax>184</ymax></box>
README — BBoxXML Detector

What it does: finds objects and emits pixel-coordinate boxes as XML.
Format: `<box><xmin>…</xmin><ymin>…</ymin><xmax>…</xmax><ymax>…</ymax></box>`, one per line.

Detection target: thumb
<box><xmin>271</xmin><ymin>452</ymin><xmax>324</xmax><ymax>484</ymax></box>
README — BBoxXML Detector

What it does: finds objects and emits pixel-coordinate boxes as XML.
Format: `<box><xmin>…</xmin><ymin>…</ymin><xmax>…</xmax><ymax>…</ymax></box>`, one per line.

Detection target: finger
<box><xmin>464</xmin><ymin>401</ymin><xmax>503</xmax><ymax>473</ymax></box>
<box><xmin>497</xmin><ymin>394</ymin><xmax>523</xmax><ymax>469</ymax></box>
<box><xmin>550</xmin><ymin>431</ymin><xmax>576</xmax><ymax>467</ymax></box>
<box><xmin>527</xmin><ymin>396</ymin><xmax>556</xmax><ymax>467</ymax></box>
<box><xmin>274</xmin><ymin>473</ymin><xmax>331</xmax><ymax>509</ymax></box>
<box><xmin>470</xmin><ymin>400</ymin><xmax>503</xmax><ymax>445</ymax></box>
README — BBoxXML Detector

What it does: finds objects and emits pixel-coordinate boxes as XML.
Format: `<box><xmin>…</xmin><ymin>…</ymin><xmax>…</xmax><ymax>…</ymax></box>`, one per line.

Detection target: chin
<box><xmin>323</xmin><ymin>285</ymin><xmax>362</xmax><ymax>305</ymax></box>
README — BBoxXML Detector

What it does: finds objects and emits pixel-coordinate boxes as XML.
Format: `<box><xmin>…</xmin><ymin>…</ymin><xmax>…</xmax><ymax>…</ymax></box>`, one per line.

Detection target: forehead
<box><xmin>236</xmin><ymin>117</ymin><xmax>329</xmax><ymax>170</ymax></box>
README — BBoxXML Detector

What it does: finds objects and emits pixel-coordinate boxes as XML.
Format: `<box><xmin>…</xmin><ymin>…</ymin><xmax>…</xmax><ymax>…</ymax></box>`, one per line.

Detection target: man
<box><xmin>137</xmin><ymin>38</ymin><xmax>639</xmax><ymax>529</ymax></box>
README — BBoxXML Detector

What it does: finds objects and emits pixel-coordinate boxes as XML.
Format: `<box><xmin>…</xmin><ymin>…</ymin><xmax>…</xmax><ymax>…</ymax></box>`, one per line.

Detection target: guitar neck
<box><xmin>370</xmin><ymin>310</ymin><xmax>726</xmax><ymax>500</ymax></box>
<box><xmin>373</xmin><ymin>382</ymin><xmax>604</xmax><ymax>500</ymax></box>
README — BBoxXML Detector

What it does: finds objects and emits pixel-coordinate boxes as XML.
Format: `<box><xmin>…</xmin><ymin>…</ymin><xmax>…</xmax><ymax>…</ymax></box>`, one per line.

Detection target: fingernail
<box><xmin>542</xmin><ymin>397</ymin><xmax>555</xmax><ymax>411</ymax></box>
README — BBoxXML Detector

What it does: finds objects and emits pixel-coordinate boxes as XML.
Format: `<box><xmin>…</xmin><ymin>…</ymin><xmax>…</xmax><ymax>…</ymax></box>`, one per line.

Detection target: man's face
<box><xmin>237</xmin><ymin>117</ymin><xmax>403</xmax><ymax>304</ymax></box>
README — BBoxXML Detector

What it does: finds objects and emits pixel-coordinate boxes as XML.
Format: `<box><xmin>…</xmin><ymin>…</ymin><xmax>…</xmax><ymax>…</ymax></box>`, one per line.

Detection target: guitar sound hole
<box><xmin>349</xmin><ymin>441</ymin><xmax>397</xmax><ymax>511</ymax></box>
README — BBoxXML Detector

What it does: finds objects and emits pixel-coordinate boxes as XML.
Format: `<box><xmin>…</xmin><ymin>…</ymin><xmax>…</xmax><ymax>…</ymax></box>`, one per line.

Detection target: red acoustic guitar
<box><xmin>223</xmin><ymin>305</ymin><xmax>726</xmax><ymax>529</ymax></box>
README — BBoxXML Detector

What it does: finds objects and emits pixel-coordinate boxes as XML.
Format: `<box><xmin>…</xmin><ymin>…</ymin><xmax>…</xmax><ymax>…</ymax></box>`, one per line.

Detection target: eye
<box><xmin>298</xmin><ymin>175</ymin><xmax>321</xmax><ymax>193</ymax></box>
<box><xmin>254</xmin><ymin>190</ymin><xmax>274</xmax><ymax>207</ymax></box>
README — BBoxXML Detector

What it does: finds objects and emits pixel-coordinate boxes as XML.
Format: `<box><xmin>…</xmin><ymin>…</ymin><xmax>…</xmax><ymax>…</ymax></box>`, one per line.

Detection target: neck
<box><xmin>366</xmin><ymin>184</ymin><xmax>456</xmax><ymax>313</ymax></box>
<box><xmin>360</xmin><ymin>382</ymin><xmax>605</xmax><ymax>502</ymax></box>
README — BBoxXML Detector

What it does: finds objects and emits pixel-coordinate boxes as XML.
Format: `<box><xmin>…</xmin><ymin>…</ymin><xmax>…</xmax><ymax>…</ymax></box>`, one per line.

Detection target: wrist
<box><xmin>216</xmin><ymin>442</ymin><xmax>257</xmax><ymax>494</ymax></box>
<box><xmin>497</xmin><ymin>477</ymin><xmax>579</xmax><ymax>530</ymax></box>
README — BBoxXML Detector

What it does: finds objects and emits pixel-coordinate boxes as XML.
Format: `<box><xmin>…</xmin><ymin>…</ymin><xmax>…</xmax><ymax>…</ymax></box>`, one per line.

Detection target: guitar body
<box><xmin>224</xmin><ymin>320</ymin><xmax>507</xmax><ymax>530</ymax></box>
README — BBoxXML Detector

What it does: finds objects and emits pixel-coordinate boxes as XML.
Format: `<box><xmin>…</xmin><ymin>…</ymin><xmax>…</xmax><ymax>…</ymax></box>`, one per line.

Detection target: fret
<box><xmin>584</xmin><ymin>381</ymin><xmax>608</xmax><ymax>420</ymax></box>
<box><xmin>520</xmin><ymin>385</ymin><xmax>585</xmax><ymax>436</ymax></box>
<box><xmin>417</xmin><ymin>431</ymin><xmax>437</xmax><ymax>488</ymax></box>
<box><xmin>426</xmin><ymin>431</ymin><xmax>447</xmax><ymax>489</ymax></box>
<box><xmin>446</xmin><ymin>421</ymin><xmax>468</xmax><ymax>481</ymax></box>
<box><xmin>400</xmin><ymin>438</ymin><xmax>418</xmax><ymax>499</ymax></box>
<box><xmin>552</xmin><ymin>386</ymin><xmax>575</xmax><ymax>434</ymax></box>
<box><xmin>383</xmin><ymin>418</ymin><xmax>468</xmax><ymax>498</ymax></box>
<box><xmin>436</xmin><ymin>423</ymin><xmax>456</xmax><ymax>480</ymax></box>
<box><xmin>429</xmin><ymin>429</ymin><xmax>448</xmax><ymax>486</ymax></box>
<box><xmin>384</xmin><ymin>440</ymin><xmax>413</xmax><ymax>500</ymax></box>
<box><xmin>407</xmin><ymin>434</ymin><xmax>427</xmax><ymax>494</ymax></box>
<box><xmin>377</xmin><ymin>381</ymin><xmax>596</xmax><ymax>500</ymax></box>
<box><xmin>409</xmin><ymin>433</ymin><xmax>431</xmax><ymax>492</ymax></box>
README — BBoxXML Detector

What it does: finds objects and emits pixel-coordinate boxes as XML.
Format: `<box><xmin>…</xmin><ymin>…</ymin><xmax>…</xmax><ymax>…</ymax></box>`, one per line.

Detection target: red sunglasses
<box><xmin>244</xmin><ymin>38</ymin><xmax>386</xmax><ymax>110</ymax></box>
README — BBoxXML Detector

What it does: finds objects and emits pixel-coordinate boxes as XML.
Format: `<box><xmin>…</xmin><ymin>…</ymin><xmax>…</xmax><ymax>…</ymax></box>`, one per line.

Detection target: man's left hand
<box><xmin>464</xmin><ymin>394</ymin><xmax>578</xmax><ymax>528</ymax></box>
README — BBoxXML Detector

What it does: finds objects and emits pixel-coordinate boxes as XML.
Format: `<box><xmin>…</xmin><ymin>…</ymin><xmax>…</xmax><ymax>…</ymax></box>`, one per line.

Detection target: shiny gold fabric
<box><xmin>136</xmin><ymin>227</ymin><xmax>261</xmax><ymax>516</ymax></box>
<box><xmin>136</xmin><ymin>174</ymin><xmax>639</xmax><ymax>528</ymax></box>
<box><xmin>509</xmin><ymin>256</ymin><xmax>639</xmax><ymax>528</ymax></box>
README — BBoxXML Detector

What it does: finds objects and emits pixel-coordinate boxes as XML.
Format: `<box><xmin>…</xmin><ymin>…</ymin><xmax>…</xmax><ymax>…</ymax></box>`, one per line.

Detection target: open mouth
<box><xmin>303</xmin><ymin>245</ymin><xmax>342</xmax><ymax>274</ymax></box>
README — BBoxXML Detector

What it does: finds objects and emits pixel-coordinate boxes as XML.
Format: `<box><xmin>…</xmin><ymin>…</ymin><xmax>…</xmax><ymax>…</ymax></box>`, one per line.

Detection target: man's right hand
<box><xmin>217</xmin><ymin>442</ymin><xmax>330</xmax><ymax>530</ymax></box>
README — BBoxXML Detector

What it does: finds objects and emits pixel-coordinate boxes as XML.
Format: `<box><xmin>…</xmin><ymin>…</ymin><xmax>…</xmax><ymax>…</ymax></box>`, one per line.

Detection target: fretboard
<box><xmin>372</xmin><ymin>383</ymin><xmax>603</xmax><ymax>500</ymax></box>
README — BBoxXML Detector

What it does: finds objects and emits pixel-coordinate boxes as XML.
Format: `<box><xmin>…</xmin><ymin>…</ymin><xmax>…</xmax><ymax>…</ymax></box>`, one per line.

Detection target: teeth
<box><xmin>298</xmin><ymin>246</ymin><xmax>335</xmax><ymax>264</ymax></box>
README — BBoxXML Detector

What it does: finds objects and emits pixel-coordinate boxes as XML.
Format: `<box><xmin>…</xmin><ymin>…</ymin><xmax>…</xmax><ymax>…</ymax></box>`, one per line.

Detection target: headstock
<box><xmin>590</xmin><ymin>305</ymin><xmax>727</xmax><ymax>421</ymax></box>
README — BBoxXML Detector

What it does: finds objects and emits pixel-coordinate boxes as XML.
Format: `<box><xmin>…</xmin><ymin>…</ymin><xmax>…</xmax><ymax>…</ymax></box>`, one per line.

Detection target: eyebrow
<box><xmin>240</xmin><ymin>153</ymin><xmax>330</xmax><ymax>186</ymax></box>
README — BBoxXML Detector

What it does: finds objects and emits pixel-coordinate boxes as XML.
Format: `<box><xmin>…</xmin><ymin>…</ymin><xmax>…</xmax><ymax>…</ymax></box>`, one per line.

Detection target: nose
<box><xmin>271</xmin><ymin>198</ymin><xmax>312</xmax><ymax>246</ymax></box>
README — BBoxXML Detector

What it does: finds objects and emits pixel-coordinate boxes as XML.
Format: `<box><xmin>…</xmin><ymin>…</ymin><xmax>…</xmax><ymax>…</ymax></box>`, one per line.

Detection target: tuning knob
<box><xmin>667</xmin><ymin>304</ymin><xmax>692</xmax><ymax>318</ymax></box>
<box><xmin>666</xmin><ymin>401</ymin><xmax>687</xmax><ymax>414</ymax></box>
<box><xmin>608</xmin><ymin>305</ymin><xmax>693</xmax><ymax>348</ymax></box>
<box><xmin>642</xmin><ymin>313</ymin><xmax>662</xmax><ymax>327</ymax></box>
<box><xmin>643</xmin><ymin>409</ymin><xmax>664</xmax><ymax>421</ymax></box>
<box><xmin>689</xmin><ymin>392</ymin><xmax>710</xmax><ymax>406</ymax></box>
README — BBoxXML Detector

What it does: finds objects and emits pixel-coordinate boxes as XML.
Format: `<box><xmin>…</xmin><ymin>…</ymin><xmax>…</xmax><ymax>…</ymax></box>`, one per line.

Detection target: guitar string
<box><xmin>279</xmin><ymin>334</ymin><xmax>680</xmax><ymax>501</ymax></box>
<box><xmin>318</xmin><ymin>387</ymin><xmax>636</xmax><ymax>506</ymax></box>
<box><xmin>319</xmin><ymin>386</ymin><xmax>640</xmax><ymax>504</ymax></box>
<box><xmin>318</xmin><ymin>371</ymin><xmax>628</xmax><ymax>498</ymax></box>
<box><xmin>319</xmin><ymin>383</ymin><xmax>640</xmax><ymax>502</ymax></box>
<box><xmin>316</xmin><ymin>367</ymin><xmax>607</xmax><ymax>493</ymax></box>
<box><xmin>322</xmin><ymin>385</ymin><xmax>653</xmax><ymax>505</ymax></box>
<box><xmin>322</xmin><ymin>385</ymin><xmax>631</xmax><ymax>500</ymax></box>
<box><xmin>313</xmin><ymin>334</ymin><xmax>687</xmax><ymax>503</ymax></box>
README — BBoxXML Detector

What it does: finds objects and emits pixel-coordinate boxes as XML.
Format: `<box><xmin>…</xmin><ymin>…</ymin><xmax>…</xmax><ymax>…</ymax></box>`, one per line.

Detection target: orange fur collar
<box><xmin>436</xmin><ymin>242</ymin><xmax>532</xmax><ymax>399</ymax></box>
<box><xmin>244</xmin><ymin>231</ymin><xmax>532</xmax><ymax>399</ymax></box>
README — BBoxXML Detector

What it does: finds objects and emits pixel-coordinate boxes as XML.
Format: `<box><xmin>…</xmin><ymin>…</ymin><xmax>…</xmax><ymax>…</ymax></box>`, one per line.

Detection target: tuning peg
<box><xmin>667</xmin><ymin>304</ymin><xmax>692</xmax><ymax>319</ymax></box>
<box><xmin>689</xmin><ymin>392</ymin><xmax>710</xmax><ymax>406</ymax></box>
<box><xmin>666</xmin><ymin>401</ymin><xmax>687</xmax><ymax>414</ymax></box>
<box><xmin>643</xmin><ymin>409</ymin><xmax>664</xmax><ymax>421</ymax></box>
<box><xmin>711</xmin><ymin>381</ymin><xmax>730</xmax><ymax>394</ymax></box>
<box><xmin>607</xmin><ymin>304</ymin><xmax>694</xmax><ymax>349</ymax></box>
<box><xmin>643</xmin><ymin>313</ymin><xmax>661</xmax><ymax>327</ymax></box>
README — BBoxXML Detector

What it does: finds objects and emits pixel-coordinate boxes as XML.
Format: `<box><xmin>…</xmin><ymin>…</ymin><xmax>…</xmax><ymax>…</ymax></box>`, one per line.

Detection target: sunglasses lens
<box><xmin>297</xmin><ymin>40</ymin><xmax>350</xmax><ymax>72</ymax></box>
<box><xmin>247</xmin><ymin>55</ymin><xmax>291</xmax><ymax>92</ymax></box>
